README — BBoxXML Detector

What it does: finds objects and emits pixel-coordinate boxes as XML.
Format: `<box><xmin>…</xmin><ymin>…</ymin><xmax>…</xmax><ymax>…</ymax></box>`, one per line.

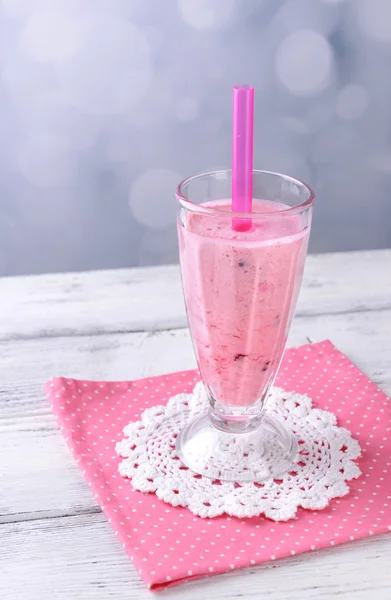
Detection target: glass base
<box><xmin>176</xmin><ymin>412</ymin><xmax>298</xmax><ymax>483</ymax></box>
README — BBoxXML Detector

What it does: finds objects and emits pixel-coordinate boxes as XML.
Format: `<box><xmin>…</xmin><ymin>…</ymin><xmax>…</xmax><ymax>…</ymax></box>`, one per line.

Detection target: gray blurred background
<box><xmin>0</xmin><ymin>0</ymin><xmax>390</xmax><ymax>276</ymax></box>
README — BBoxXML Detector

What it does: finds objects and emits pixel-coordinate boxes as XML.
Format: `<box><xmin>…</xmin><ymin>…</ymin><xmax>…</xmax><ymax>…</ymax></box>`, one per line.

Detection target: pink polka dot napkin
<box><xmin>45</xmin><ymin>340</ymin><xmax>391</xmax><ymax>591</ymax></box>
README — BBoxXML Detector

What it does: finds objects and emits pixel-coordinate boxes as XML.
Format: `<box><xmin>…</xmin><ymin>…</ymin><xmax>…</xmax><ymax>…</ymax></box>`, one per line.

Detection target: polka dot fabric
<box><xmin>45</xmin><ymin>341</ymin><xmax>391</xmax><ymax>591</ymax></box>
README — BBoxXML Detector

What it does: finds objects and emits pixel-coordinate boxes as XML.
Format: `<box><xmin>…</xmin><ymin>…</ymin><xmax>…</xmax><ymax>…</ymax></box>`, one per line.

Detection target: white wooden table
<box><xmin>1</xmin><ymin>250</ymin><xmax>391</xmax><ymax>599</ymax></box>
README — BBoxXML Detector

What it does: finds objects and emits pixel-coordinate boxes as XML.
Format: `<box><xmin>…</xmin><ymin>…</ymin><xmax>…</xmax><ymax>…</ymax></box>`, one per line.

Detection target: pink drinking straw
<box><xmin>232</xmin><ymin>84</ymin><xmax>254</xmax><ymax>231</ymax></box>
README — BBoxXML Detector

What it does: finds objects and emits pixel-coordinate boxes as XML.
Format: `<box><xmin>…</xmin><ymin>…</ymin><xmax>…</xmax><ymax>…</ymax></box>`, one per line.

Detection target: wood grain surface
<box><xmin>1</xmin><ymin>249</ymin><xmax>391</xmax><ymax>599</ymax></box>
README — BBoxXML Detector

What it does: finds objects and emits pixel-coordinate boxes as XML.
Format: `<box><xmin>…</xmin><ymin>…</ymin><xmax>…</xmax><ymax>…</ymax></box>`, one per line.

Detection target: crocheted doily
<box><xmin>116</xmin><ymin>383</ymin><xmax>361</xmax><ymax>521</ymax></box>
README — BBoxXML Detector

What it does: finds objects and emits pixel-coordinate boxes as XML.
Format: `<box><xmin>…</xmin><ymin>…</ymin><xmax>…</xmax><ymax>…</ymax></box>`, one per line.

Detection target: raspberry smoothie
<box><xmin>178</xmin><ymin>200</ymin><xmax>310</xmax><ymax>407</ymax></box>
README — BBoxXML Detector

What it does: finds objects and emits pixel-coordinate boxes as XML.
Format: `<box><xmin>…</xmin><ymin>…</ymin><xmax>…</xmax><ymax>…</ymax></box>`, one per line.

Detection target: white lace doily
<box><xmin>116</xmin><ymin>383</ymin><xmax>361</xmax><ymax>521</ymax></box>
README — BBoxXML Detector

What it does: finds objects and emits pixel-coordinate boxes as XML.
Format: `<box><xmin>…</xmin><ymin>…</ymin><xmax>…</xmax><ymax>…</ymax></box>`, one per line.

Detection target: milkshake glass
<box><xmin>176</xmin><ymin>169</ymin><xmax>314</xmax><ymax>481</ymax></box>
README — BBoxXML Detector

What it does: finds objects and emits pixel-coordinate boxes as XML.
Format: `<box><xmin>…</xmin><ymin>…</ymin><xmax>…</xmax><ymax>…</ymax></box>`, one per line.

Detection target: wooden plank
<box><xmin>0</xmin><ymin>250</ymin><xmax>390</xmax><ymax>341</ymax></box>
<box><xmin>1</xmin><ymin>512</ymin><xmax>391</xmax><ymax>599</ymax></box>
<box><xmin>1</xmin><ymin>251</ymin><xmax>391</xmax><ymax>599</ymax></box>
<box><xmin>1</xmin><ymin>309</ymin><xmax>391</xmax><ymax>522</ymax></box>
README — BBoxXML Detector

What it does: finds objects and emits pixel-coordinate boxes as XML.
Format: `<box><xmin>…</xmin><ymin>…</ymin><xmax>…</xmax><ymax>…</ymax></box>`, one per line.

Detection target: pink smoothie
<box><xmin>178</xmin><ymin>200</ymin><xmax>310</xmax><ymax>407</ymax></box>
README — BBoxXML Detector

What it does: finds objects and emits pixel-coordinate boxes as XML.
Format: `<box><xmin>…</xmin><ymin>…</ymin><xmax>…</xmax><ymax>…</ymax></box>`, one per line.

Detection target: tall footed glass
<box><xmin>176</xmin><ymin>170</ymin><xmax>314</xmax><ymax>482</ymax></box>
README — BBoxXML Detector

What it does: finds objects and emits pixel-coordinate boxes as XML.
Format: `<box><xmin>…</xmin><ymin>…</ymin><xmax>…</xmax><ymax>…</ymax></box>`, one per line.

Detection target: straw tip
<box><xmin>233</xmin><ymin>84</ymin><xmax>254</xmax><ymax>92</ymax></box>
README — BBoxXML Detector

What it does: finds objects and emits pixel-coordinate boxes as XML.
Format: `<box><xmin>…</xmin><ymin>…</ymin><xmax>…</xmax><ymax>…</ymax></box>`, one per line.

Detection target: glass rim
<box><xmin>176</xmin><ymin>169</ymin><xmax>315</xmax><ymax>218</ymax></box>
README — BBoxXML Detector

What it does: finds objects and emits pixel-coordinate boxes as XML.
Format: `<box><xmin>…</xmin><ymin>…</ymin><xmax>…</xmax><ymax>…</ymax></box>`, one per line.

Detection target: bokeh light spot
<box><xmin>178</xmin><ymin>0</ymin><xmax>237</xmax><ymax>30</ymax></box>
<box><xmin>356</xmin><ymin>0</ymin><xmax>391</xmax><ymax>43</ymax></box>
<box><xmin>56</xmin><ymin>16</ymin><xmax>151</xmax><ymax>115</ymax></box>
<box><xmin>337</xmin><ymin>84</ymin><xmax>369</xmax><ymax>121</ymax></box>
<box><xmin>19</xmin><ymin>11</ymin><xmax>86</xmax><ymax>62</ymax></box>
<box><xmin>275</xmin><ymin>29</ymin><xmax>334</xmax><ymax>96</ymax></box>
<box><xmin>16</xmin><ymin>133</ymin><xmax>77</xmax><ymax>187</ymax></box>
